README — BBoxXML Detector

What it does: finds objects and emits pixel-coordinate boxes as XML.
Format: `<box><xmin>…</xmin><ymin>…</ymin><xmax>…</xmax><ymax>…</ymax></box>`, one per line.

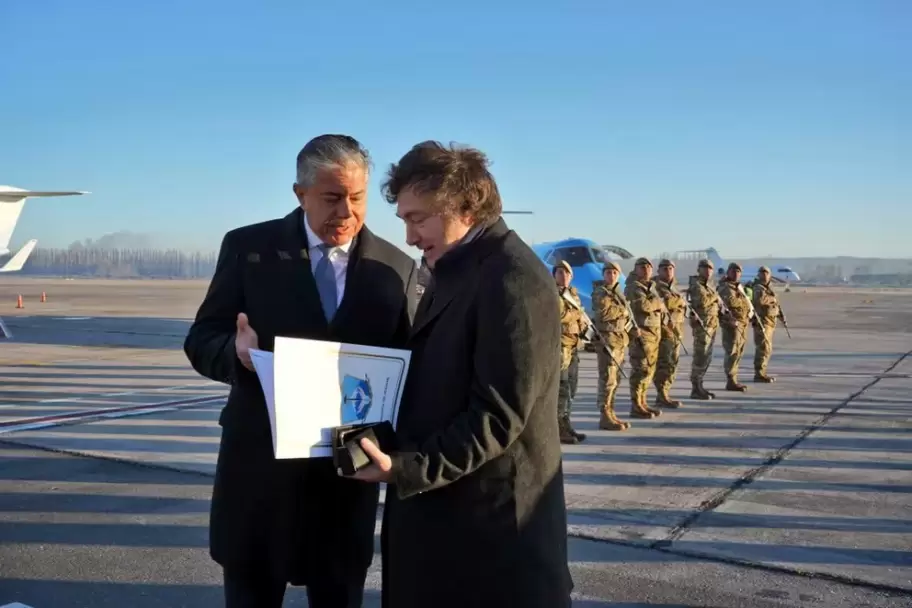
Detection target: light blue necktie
<box><xmin>314</xmin><ymin>243</ymin><xmax>338</xmax><ymax>322</ymax></box>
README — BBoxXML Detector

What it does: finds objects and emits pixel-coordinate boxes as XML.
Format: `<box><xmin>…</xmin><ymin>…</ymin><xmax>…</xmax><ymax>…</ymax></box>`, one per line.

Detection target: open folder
<box><xmin>248</xmin><ymin>336</ymin><xmax>411</xmax><ymax>459</ymax></box>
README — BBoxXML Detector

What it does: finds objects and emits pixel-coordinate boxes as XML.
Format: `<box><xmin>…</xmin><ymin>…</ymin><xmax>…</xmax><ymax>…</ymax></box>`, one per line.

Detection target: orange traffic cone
<box><xmin>16</xmin><ymin>295</ymin><xmax>23</xmax><ymax>309</ymax></box>
<box><xmin>40</xmin><ymin>291</ymin><xmax>47</xmax><ymax>303</ymax></box>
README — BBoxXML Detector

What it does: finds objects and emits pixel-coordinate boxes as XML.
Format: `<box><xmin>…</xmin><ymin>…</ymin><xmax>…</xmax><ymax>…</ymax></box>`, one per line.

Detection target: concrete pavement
<box><xmin>0</xmin><ymin>278</ymin><xmax>910</xmax><ymax>606</ymax></box>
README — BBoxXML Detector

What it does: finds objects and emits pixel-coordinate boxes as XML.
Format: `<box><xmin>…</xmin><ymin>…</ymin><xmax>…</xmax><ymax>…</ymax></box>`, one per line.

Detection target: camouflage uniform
<box><xmin>653</xmin><ymin>260</ymin><xmax>686</xmax><ymax>408</ymax></box>
<box><xmin>591</xmin><ymin>261</ymin><xmax>631</xmax><ymax>431</ymax></box>
<box><xmin>556</xmin><ymin>261</ymin><xmax>586</xmax><ymax>443</ymax></box>
<box><xmin>624</xmin><ymin>258</ymin><xmax>664</xmax><ymax>419</ymax></box>
<box><xmin>716</xmin><ymin>262</ymin><xmax>752</xmax><ymax>391</ymax></box>
<box><xmin>686</xmin><ymin>259</ymin><xmax>720</xmax><ymax>399</ymax></box>
<box><xmin>751</xmin><ymin>267</ymin><xmax>781</xmax><ymax>382</ymax></box>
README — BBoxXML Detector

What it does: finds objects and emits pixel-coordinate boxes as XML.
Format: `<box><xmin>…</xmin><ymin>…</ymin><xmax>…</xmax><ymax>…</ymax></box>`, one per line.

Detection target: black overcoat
<box><xmin>183</xmin><ymin>206</ymin><xmax>416</xmax><ymax>586</ymax></box>
<box><xmin>381</xmin><ymin>218</ymin><xmax>573</xmax><ymax>608</ymax></box>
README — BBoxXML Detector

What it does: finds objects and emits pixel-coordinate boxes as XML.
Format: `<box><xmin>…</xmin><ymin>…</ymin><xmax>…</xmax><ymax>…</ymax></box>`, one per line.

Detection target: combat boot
<box><xmin>655</xmin><ymin>390</ymin><xmax>682</xmax><ymax>409</ymax></box>
<box><xmin>558</xmin><ymin>416</ymin><xmax>580</xmax><ymax>444</ymax></box>
<box><xmin>570</xmin><ymin>424</ymin><xmax>587</xmax><ymax>442</ymax></box>
<box><xmin>643</xmin><ymin>393</ymin><xmax>663</xmax><ymax>417</ymax></box>
<box><xmin>725</xmin><ymin>375</ymin><xmax>747</xmax><ymax>392</ymax></box>
<box><xmin>754</xmin><ymin>372</ymin><xmax>775</xmax><ymax>383</ymax></box>
<box><xmin>702</xmin><ymin>380</ymin><xmax>716</xmax><ymax>398</ymax></box>
<box><xmin>631</xmin><ymin>392</ymin><xmax>660</xmax><ymax>418</ymax></box>
<box><xmin>599</xmin><ymin>403</ymin><xmax>629</xmax><ymax>431</ymax></box>
<box><xmin>690</xmin><ymin>380</ymin><xmax>713</xmax><ymax>400</ymax></box>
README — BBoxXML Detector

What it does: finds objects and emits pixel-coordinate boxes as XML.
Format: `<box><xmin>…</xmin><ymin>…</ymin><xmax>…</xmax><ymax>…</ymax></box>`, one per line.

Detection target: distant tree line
<box><xmin>16</xmin><ymin>246</ymin><xmax>431</xmax><ymax>282</ymax></box>
<box><xmin>18</xmin><ymin>247</ymin><xmax>219</xmax><ymax>278</ymax></box>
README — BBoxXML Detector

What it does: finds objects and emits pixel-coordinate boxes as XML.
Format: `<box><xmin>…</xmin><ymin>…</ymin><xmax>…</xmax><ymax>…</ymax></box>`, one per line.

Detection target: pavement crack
<box><xmin>655</xmin><ymin>348</ymin><xmax>912</xmax><ymax>545</ymax></box>
<box><xmin>568</xmin><ymin>348</ymin><xmax>912</xmax><ymax>596</ymax></box>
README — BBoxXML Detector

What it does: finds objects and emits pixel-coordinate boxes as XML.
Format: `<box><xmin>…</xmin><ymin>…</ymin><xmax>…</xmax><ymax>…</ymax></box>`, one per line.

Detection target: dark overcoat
<box><xmin>183</xmin><ymin>206</ymin><xmax>417</xmax><ymax>586</ymax></box>
<box><xmin>381</xmin><ymin>218</ymin><xmax>574</xmax><ymax>608</ymax></box>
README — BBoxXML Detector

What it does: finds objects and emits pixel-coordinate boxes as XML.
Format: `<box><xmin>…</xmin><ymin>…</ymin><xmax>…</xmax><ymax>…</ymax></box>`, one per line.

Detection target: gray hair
<box><xmin>295</xmin><ymin>134</ymin><xmax>372</xmax><ymax>187</ymax></box>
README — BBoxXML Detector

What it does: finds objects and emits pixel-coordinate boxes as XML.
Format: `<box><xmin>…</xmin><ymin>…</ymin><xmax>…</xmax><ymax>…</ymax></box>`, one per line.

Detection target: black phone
<box><xmin>331</xmin><ymin>421</ymin><xmax>397</xmax><ymax>476</ymax></box>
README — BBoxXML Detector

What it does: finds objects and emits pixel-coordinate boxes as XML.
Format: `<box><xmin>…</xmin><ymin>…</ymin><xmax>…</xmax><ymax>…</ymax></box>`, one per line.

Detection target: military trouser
<box><xmin>690</xmin><ymin>323</ymin><xmax>718</xmax><ymax>382</ymax></box>
<box><xmin>721</xmin><ymin>321</ymin><xmax>748</xmax><ymax>380</ymax></box>
<box><xmin>557</xmin><ymin>366</ymin><xmax>571</xmax><ymax>421</ymax></box>
<box><xmin>629</xmin><ymin>332</ymin><xmax>660</xmax><ymax>405</ymax></box>
<box><xmin>654</xmin><ymin>331</ymin><xmax>681</xmax><ymax>398</ymax></box>
<box><xmin>558</xmin><ymin>349</ymin><xmax>580</xmax><ymax>420</ymax></box>
<box><xmin>596</xmin><ymin>342</ymin><xmax>625</xmax><ymax>414</ymax></box>
<box><xmin>569</xmin><ymin>349</ymin><xmax>579</xmax><ymax>403</ymax></box>
<box><xmin>753</xmin><ymin>319</ymin><xmax>777</xmax><ymax>376</ymax></box>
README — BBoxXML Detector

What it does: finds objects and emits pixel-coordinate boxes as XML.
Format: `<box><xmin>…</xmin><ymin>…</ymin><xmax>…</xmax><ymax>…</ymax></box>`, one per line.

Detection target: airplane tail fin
<box><xmin>0</xmin><ymin>239</ymin><xmax>38</xmax><ymax>273</ymax></box>
<box><xmin>704</xmin><ymin>247</ymin><xmax>725</xmax><ymax>270</ymax></box>
<box><xmin>0</xmin><ymin>198</ymin><xmax>27</xmax><ymax>252</ymax></box>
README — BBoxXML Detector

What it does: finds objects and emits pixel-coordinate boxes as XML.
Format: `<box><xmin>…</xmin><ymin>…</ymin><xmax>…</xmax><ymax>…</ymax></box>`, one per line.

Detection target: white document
<box><xmin>248</xmin><ymin>337</ymin><xmax>411</xmax><ymax>459</ymax></box>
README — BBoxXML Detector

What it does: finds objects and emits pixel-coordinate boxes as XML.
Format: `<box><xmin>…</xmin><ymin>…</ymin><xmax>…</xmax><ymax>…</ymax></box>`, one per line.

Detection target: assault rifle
<box><xmin>561</xmin><ymin>290</ymin><xmax>628</xmax><ymax>379</ymax></box>
<box><xmin>779</xmin><ymin>308</ymin><xmax>791</xmax><ymax>339</ymax></box>
<box><xmin>650</xmin><ymin>282</ymin><xmax>689</xmax><ymax>355</ymax></box>
<box><xmin>736</xmin><ymin>283</ymin><xmax>769</xmax><ymax>344</ymax></box>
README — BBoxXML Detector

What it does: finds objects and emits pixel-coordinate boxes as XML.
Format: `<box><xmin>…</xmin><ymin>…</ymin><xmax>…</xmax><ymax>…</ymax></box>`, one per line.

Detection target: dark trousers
<box><xmin>558</xmin><ymin>350</ymin><xmax>580</xmax><ymax>419</ymax></box>
<box><xmin>569</xmin><ymin>349</ymin><xmax>579</xmax><ymax>403</ymax></box>
<box><xmin>224</xmin><ymin>569</ymin><xmax>366</xmax><ymax>608</ymax></box>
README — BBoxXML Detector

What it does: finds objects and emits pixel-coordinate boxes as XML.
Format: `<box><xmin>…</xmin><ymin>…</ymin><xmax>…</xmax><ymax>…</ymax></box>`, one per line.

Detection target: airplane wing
<box><xmin>0</xmin><ymin>190</ymin><xmax>89</xmax><ymax>202</ymax></box>
<box><xmin>0</xmin><ymin>239</ymin><xmax>38</xmax><ymax>272</ymax></box>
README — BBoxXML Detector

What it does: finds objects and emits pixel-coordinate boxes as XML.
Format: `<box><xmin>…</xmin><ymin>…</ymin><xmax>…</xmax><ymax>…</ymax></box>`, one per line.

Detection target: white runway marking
<box><xmin>33</xmin><ymin>382</ymin><xmax>218</xmax><ymax>405</ymax></box>
<box><xmin>0</xmin><ymin>395</ymin><xmax>225</xmax><ymax>434</ymax></box>
<box><xmin>2</xmin><ymin>603</ymin><xmax>37</xmax><ymax>607</ymax></box>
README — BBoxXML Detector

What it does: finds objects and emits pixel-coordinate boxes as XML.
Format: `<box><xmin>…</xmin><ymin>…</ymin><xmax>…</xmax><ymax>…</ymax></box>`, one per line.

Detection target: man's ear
<box><xmin>292</xmin><ymin>183</ymin><xmax>307</xmax><ymax>206</ymax></box>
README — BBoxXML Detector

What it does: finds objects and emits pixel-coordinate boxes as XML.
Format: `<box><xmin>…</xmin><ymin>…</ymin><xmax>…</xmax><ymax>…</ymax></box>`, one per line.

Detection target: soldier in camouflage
<box><xmin>653</xmin><ymin>259</ymin><xmax>686</xmax><ymax>408</ymax></box>
<box><xmin>686</xmin><ymin>258</ymin><xmax>720</xmax><ymax>399</ymax></box>
<box><xmin>751</xmin><ymin>265</ymin><xmax>784</xmax><ymax>382</ymax></box>
<box><xmin>624</xmin><ymin>257</ymin><xmax>664</xmax><ymax>419</ymax></box>
<box><xmin>591</xmin><ymin>261</ymin><xmax>631</xmax><ymax>431</ymax></box>
<box><xmin>555</xmin><ymin>260</ymin><xmax>587</xmax><ymax>444</ymax></box>
<box><xmin>716</xmin><ymin>262</ymin><xmax>752</xmax><ymax>391</ymax></box>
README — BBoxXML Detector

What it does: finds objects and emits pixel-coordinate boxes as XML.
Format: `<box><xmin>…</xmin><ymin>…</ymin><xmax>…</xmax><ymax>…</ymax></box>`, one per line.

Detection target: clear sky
<box><xmin>1</xmin><ymin>0</ymin><xmax>909</xmax><ymax>258</ymax></box>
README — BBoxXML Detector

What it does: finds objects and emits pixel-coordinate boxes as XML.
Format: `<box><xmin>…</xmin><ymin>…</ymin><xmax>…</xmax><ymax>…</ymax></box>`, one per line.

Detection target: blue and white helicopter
<box><xmin>529</xmin><ymin>238</ymin><xmax>632</xmax><ymax>312</ymax></box>
<box><xmin>502</xmin><ymin>211</ymin><xmax>633</xmax><ymax>313</ymax></box>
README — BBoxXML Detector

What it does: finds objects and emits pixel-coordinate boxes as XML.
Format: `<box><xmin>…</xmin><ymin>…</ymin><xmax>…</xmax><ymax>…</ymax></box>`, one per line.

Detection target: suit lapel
<box><xmin>280</xmin><ymin>208</ymin><xmax>327</xmax><ymax>327</ymax></box>
<box><xmin>410</xmin><ymin>274</ymin><xmax>460</xmax><ymax>338</ymax></box>
<box><xmin>329</xmin><ymin>228</ymin><xmax>370</xmax><ymax>328</ymax></box>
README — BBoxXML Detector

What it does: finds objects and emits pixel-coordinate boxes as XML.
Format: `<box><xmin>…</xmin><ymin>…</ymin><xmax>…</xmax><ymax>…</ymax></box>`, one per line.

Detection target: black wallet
<box><xmin>331</xmin><ymin>421</ymin><xmax>397</xmax><ymax>476</ymax></box>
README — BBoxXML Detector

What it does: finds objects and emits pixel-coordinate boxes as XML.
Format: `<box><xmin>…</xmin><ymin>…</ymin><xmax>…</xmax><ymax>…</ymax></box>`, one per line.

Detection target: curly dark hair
<box><xmin>381</xmin><ymin>141</ymin><xmax>503</xmax><ymax>225</ymax></box>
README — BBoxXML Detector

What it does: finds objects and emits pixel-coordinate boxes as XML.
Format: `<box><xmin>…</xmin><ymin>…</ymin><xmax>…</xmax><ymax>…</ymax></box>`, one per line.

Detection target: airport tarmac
<box><xmin>1</xmin><ymin>277</ymin><xmax>911</xmax><ymax>607</ymax></box>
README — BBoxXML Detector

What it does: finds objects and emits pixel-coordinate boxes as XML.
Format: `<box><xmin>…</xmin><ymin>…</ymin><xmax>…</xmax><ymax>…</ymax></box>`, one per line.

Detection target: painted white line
<box><xmin>0</xmin><ymin>395</ymin><xmax>225</xmax><ymax>434</ymax></box>
<box><xmin>29</xmin><ymin>382</ymin><xmax>222</xmax><ymax>405</ymax></box>
<box><xmin>2</xmin><ymin>603</ymin><xmax>37</xmax><ymax>607</ymax></box>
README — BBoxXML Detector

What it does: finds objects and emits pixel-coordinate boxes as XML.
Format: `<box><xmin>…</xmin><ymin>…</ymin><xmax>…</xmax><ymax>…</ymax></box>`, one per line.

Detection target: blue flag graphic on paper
<box><xmin>340</xmin><ymin>374</ymin><xmax>373</xmax><ymax>424</ymax></box>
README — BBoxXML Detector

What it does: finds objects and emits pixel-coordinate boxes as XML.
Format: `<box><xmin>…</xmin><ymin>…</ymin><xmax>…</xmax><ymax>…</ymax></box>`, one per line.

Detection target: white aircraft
<box><xmin>0</xmin><ymin>185</ymin><xmax>88</xmax><ymax>338</ymax></box>
<box><xmin>654</xmin><ymin>247</ymin><xmax>801</xmax><ymax>285</ymax></box>
<box><xmin>0</xmin><ymin>185</ymin><xmax>88</xmax><ymax>257</ymax></box>
<box><xmin>0</xmin><ymin>238</ymin><xmax>38</xmax><ymax>273</ymax></box>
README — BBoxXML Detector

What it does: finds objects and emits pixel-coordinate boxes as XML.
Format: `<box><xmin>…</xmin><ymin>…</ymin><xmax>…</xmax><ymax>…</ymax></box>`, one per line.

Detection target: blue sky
<box><xmin>1</xmin><ymin>0</ymin><xmax>908</xmax><ymax>258</ymax></box>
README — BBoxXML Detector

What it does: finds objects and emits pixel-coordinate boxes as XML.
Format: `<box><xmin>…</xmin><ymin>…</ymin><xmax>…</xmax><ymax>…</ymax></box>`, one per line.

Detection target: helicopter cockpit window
<box><xmin>551</xmin><ymin>246</ymin><xmax>592</xmax><ymax>268</ymax></box>
<box><xmin>590</xmin><ymin>247</ymin><xmax>610</xmax><ymax>265</ymax></box>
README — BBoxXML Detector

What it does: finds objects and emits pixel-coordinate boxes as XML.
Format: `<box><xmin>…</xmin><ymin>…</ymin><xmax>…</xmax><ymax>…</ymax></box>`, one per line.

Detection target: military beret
<box><xmin>603</xmin><ymin>260</ymin><xmax>621</xmax><ymax>272</ymax></box>
<box><xmin>698</xmin><ymin>258</ymin><xmax>714</xmax><ymax>269</ymax></box>
<box><xmin>728</xmin><ymin>262</ymin><xmax>742</xmax><ymax>272</ymax></box>
<box><xmin>553</xmin><ymin>260</ymin><xmax>573</xmax><ymax>275</ymax></box>
<box><xmin>758</xmin><ymin>265</ymin><xmax>771</xmax><ymax>273</ymax></box>
<box><xmin>658</xmin><ymin>259</ymin><xmax>675</xmax><ymax>268</ymax></box>
<box><xmin>634</xmin><ymin>257</ymin><xmax>652</xmax><ymax>267</ymax></box>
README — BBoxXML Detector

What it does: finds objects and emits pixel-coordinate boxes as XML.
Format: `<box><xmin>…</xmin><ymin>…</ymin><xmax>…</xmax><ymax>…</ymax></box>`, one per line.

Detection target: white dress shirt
<box><xmin>303</xmin><ymin>213</ymin><xmax>352</xmax><ymax>307</ymax></box>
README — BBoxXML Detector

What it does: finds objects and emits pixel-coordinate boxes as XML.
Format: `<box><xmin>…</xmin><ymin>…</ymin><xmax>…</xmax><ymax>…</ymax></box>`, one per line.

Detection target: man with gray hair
<box><xmin>184</xmin><ymin>134</ymin><xmax>418</xmax><ymax>608</ymax></box>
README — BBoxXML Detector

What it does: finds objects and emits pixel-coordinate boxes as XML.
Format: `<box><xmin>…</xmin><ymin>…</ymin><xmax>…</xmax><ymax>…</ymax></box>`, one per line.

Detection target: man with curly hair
<box><xmin>344</xmin><ymin>141</ymin><xmax>573</xmax><ymax>608</ymax></box>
